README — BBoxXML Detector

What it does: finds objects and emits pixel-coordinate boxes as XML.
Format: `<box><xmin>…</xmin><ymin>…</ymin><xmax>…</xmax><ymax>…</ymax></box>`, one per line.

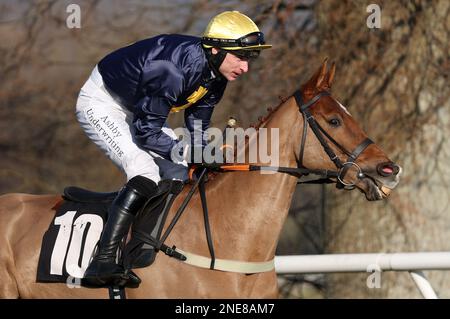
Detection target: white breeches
<box><xmin>75</xmin><ymin>66</ymin><xmax>177</xmax><ymax>183</ymax></box>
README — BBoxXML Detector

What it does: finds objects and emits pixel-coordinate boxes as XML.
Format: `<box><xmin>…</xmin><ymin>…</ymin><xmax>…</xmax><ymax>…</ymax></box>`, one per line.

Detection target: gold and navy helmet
<box><xmin>202</xmin><ymin>11</ymin><xmax>272</xmax><ymax>51</ymax></box>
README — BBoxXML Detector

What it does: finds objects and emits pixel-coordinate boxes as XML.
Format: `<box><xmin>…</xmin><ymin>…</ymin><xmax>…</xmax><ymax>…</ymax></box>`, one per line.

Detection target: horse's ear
<box><xmin>316</xmin><ymin>59</ymin><xmax>336</xmax><ymax>91</ymax></box>
<box><xmin>326</xmin><ymin>62</ymin><xmax>336</xmax><ymax>88</ymax></box>
<box><xmin>315</xmin><ymin>58</ymin><xmax>328</xmax><ymax>89</ymax></box>
<box><xmin>303</xmin><ymin>58</ymin><xmax>329</xmax><ymax>94</ymax></box>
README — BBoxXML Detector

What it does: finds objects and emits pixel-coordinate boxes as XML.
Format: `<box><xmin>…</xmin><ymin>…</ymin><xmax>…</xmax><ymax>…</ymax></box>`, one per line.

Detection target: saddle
<box><xmin>63</xmin><ymin>186</ymin><xmax>117</xmax><ymax>203</ymax></box>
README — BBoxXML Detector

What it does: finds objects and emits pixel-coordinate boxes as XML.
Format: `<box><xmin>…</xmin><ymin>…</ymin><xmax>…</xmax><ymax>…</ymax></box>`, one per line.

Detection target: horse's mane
<box><xmin>248</xmin><ymin>95</ymin><xmax>290</xmax><ymax>129</ymax></box>
<box><xmin>203</xmin><ymin>95</ymin><xmax>290</xmax><ymax>184</ymax></box>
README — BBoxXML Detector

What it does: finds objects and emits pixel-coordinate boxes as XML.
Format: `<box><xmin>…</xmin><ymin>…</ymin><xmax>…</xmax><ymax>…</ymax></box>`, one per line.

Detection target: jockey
<box><xmin>77</xmin><ymin>11</ymin><xmax>272</xmax><ymax>287</ymax></box>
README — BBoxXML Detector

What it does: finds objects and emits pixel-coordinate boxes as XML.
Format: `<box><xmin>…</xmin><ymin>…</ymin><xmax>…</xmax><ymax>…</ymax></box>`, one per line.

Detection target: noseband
<box><xmin>293</xmin><ymin>90</ymin><xmax>373</xmax><ymax>189</ymax></box>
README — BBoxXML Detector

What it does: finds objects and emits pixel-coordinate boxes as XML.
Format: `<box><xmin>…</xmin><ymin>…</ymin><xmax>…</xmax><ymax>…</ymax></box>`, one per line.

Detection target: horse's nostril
<box><xmin>377</xmin><ymin>162</ymin><xmax>399</xmax><ymax>177</ymax></box>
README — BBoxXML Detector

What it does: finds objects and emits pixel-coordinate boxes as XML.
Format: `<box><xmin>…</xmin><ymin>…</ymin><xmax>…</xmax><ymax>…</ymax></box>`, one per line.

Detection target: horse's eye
<box><xmin>329</xmin><ymin>118</ymin><xmax>341</xmax><ymax>127</ymax></box>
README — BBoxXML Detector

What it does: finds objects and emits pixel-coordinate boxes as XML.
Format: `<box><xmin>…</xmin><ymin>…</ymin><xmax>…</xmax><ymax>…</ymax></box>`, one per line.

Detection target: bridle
<box><xmin>187</xmin><ymin>90</ymin><xmax>375</xmax><ymax>189</ymax></box>
<box><xmin>293</xmin><ymin>90</ymin><xmax>374</xmax><ymax>189</ymax></box>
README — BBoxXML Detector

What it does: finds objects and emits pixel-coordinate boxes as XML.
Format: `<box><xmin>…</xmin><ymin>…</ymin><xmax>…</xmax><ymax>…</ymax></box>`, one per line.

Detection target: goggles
<box><xmin>229</xmin><ymin>49</ymin><xmax>260</xmax><ymax>60</ymax></box>
<box><xmin>202</xmin><ymin>32</ymin><xmax>266</xmax><ymax>48</ymax></box>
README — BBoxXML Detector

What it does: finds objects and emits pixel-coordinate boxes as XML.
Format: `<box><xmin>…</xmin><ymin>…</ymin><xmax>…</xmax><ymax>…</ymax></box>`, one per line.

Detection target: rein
<box><xmin>192</xmin><ymin>90</ymin><xmax>374</xmax><ymax>188</ymax></box>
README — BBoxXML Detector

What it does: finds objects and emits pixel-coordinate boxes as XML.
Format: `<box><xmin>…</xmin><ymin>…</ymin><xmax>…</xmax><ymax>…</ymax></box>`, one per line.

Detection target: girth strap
<box><xmin>174</xmin><ymin>248</ymin><xmax>275</xmax><ymax>274</ymax></box>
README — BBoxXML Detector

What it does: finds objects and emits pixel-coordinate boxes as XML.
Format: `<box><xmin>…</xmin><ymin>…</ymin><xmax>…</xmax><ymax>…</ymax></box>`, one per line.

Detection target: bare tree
<box><xmin>2</xmin><ymin>0</ymin><xmax>447</xmax><ymax>299</ymax></box>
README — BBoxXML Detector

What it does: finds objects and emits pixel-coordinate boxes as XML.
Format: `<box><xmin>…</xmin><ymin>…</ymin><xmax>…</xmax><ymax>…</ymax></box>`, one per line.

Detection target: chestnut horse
<box><xmin>0</xmin><ymin>60</ymin><xmax>401</xmax><ymax>298</ymax></box>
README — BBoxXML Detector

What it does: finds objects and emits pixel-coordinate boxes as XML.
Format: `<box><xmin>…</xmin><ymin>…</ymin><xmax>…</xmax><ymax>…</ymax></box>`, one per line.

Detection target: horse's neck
<box><xmin>209</xmin><ymin>98</ymin><xmax>301</xmax><ymax>261</ymax></box>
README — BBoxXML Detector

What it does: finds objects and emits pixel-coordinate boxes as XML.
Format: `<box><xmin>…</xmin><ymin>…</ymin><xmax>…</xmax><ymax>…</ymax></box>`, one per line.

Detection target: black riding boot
<box><xmin>83</xmin><ymin>176</ymin><xmax>158</xmax><ymax>288</ymax></box>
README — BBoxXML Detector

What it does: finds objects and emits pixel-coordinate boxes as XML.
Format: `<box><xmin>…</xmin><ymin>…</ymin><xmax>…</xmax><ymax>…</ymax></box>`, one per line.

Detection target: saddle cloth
<box><xmin>36</xmin><ymin>197</ymin><xmax>110</xmax><ymax>283</ymax></box>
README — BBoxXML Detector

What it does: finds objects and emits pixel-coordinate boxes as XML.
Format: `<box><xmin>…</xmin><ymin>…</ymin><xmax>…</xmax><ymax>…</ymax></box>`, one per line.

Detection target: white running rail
<box><xmin>275</xmin><ymin>252</ymin><xmax>450</xmax><ymax>299</ymax></box>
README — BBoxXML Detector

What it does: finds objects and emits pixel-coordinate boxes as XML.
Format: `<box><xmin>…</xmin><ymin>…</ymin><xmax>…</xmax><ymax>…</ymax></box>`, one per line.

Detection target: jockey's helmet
<box><xmin>202</xmin><ymin>11</ymin><xmax>272</xmax><ymax>52</ymax></box>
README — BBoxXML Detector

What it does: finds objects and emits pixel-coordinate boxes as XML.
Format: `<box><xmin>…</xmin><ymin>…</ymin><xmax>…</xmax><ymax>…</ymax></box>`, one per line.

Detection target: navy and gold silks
<box><xmin>98</xmin><ymin>34</ymin><xmax>227</xmax><ymax>159</ymax></box>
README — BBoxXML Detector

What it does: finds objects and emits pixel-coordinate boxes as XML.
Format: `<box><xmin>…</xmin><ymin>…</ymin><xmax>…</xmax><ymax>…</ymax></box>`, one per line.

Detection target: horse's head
<box><xmin>294</xmin><ymin>59</ymin><xmax>401</xmax><ymax>201</ymax></box>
